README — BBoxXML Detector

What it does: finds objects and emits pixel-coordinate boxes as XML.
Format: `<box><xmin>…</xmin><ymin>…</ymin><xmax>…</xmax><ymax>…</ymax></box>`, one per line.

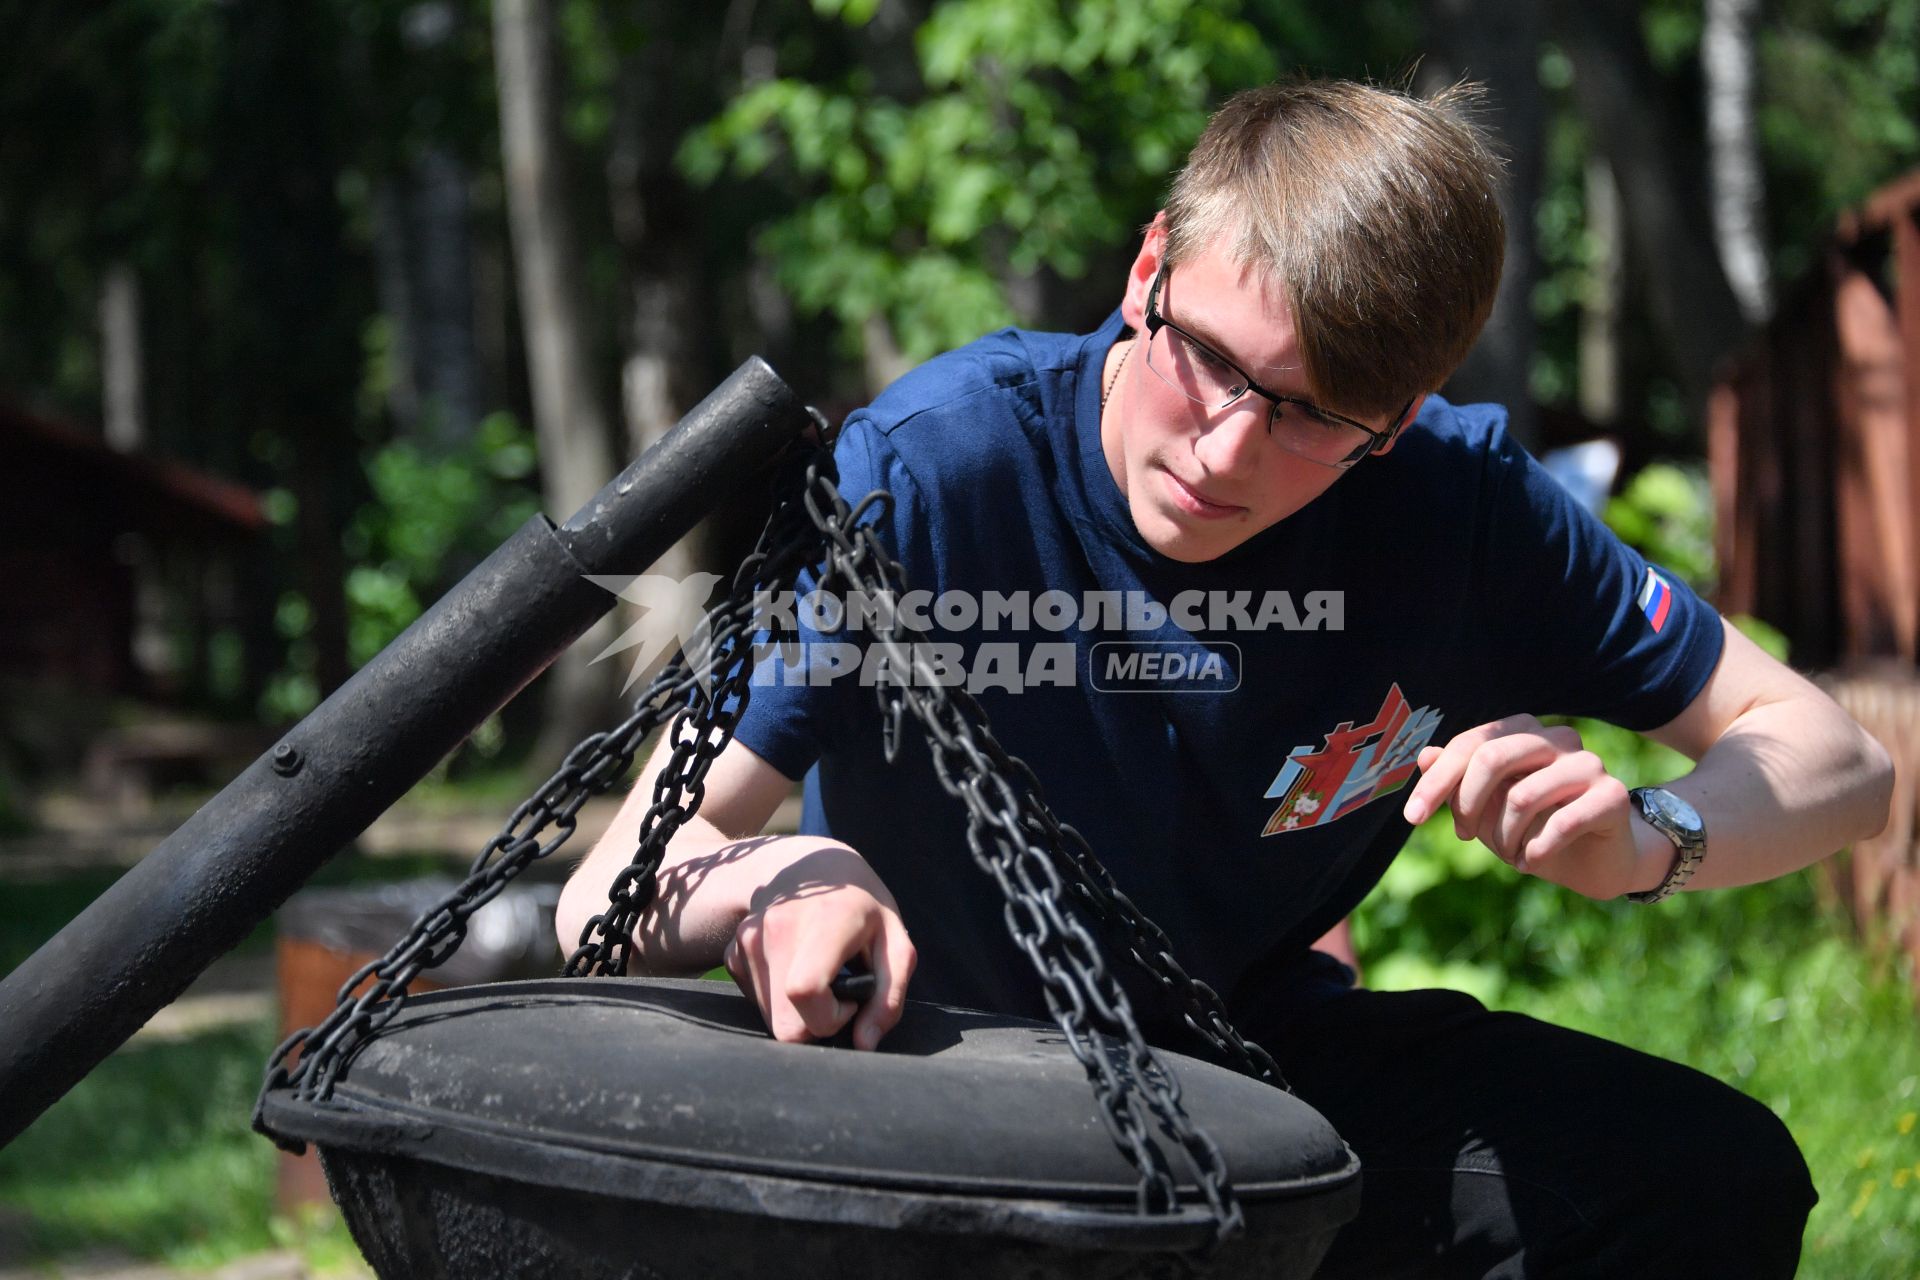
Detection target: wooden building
<box><xmin>1710</xmin><ymin>169</ymin><xmax>1920</xmax><ymax>992</ymax></box>
<box><xmin>0</xmin><ymin>401</ymin><xmax>265</xmax><ymax>699</ymax></box>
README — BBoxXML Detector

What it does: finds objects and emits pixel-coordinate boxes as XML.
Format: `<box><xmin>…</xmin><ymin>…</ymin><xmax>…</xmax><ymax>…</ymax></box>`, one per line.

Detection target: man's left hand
<box><xmin>1400</xmin><ymin>715</ymin><xmax>1658</xmax><ymax>900</ymax></box>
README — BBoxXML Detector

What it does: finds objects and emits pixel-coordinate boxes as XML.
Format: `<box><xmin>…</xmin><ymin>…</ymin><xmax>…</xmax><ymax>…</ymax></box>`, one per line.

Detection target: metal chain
<box><xmin>257</xmin><ymin>440</ymin><xmax>826</xmax><ymax>1110</ymax></box>
<box><xmin>258</xmin><ymin>427</ymin><xmax>1286</xmax><ymax>1251</ymax></box>
<box><xmin>560</xmin><ymin>465</ymin><xmax>823</xmax><ymax>980</ymax></box>
<box><xmin>799</xmin><ymin>469</ymin><xmax>1278</xmax><ymax>1246</ymax></box>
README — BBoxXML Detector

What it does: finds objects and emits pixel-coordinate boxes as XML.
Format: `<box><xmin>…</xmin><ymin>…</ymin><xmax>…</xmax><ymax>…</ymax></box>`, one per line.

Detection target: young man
<box><xmin>559</xmin><ymin>80</ymin><xmax>1892</xmax><ymax>1276</ymax></box>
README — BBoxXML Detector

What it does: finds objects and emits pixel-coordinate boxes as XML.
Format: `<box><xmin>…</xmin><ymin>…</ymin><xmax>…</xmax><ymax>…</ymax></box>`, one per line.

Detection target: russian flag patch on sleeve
<box><xmin>1636</xmin><ymin>566</ymin><xmax>1673</xmax><ymax>633</ymax></box>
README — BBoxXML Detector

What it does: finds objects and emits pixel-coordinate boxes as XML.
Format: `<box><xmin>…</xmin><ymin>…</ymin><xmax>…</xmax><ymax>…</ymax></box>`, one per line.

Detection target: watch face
<box><xmin>1644</xmin><ymin>788</ymin><xmax>1703</xmax><ymax>834</ymax></box>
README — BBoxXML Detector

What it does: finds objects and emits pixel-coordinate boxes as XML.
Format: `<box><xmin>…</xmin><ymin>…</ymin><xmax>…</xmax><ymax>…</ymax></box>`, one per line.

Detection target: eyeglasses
<box><xmin>1142</xmin><ymin>267</ymin><xmax>1413</xmax><ymax>469</ymax></box>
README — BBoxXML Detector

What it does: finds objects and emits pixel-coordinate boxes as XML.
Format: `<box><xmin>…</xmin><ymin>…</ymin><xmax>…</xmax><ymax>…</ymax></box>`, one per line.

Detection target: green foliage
<box><xmin>1511</xmin><ymin>893</ymin><xmax>1920</xmax><ymax>1278</ymax></box>
<box><xmin>1640</xmin><ymin>0</ymin><xmax>1705</xmax><ymax>73</ymax></box>
<box><xmin>1527</xmin><ymin>61</ymin><xmax>1594</xmax><ymax>415</ymax></box>
<box><xmin>1762</xmin><ymin>0</ymin><xmax>1920</xmax><ymax>285</ymax></box>
<box><xmin>261</xmin><ymin>413</ymin><xmax>540</xmax><ymax>721</ymax></box>
<box><xmin>343</xmin><ymin>411</ymin><xmax>539</xmax><ymax>666</ymax></box>
<box><xmin>1602</xmin><ymin>461</ymin><xmax>1716</xmax><ymax>590</ymax></box>
<box><xmin>0</xmin><ymin>0</ymin><xmax>227</xmax><ymax>413</ymax></box>
<box><xmin>680</xmin><ymin>0</ymin><xmax>1277</xmax><ymax>364</ymax></box>
<box><xmin>0</xmin><ymin>1021</ymin><xmax>282</xmax><ymax>1264</ymax></box>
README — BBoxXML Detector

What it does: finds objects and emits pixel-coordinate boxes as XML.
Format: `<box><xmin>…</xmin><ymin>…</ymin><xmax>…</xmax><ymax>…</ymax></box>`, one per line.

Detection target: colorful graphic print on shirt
<box><xmin>1261</xmin><ymin>683</ymin><xmax>1444</xmax><ymax>836</ymax></box>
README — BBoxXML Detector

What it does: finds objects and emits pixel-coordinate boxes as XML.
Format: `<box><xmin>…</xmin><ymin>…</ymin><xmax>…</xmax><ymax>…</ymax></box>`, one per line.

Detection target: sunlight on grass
<box><xmin>1354</xmin><ymin>814</ymin><xmax>1920</xmax><ymax>1280</ymax></box>
<box><xmin>0</xmin><ymin>1017</ymin><xmax>355</xmax><ymax>1271</ymax></box>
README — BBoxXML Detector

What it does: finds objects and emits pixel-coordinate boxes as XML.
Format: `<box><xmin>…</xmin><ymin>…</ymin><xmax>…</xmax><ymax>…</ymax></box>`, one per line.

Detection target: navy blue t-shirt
<box><xmin>732</xmin><ymin>310</ymin><xmax>1722</xmax><ymax>1044</ymax></box>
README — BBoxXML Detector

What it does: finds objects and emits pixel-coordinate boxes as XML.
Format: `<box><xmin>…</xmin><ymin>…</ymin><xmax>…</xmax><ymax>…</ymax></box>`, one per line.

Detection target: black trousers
<box><xmin>1251</xmin><ymin>986</ymin><xmax>1816</xmax><ymax>1279</ymax></box>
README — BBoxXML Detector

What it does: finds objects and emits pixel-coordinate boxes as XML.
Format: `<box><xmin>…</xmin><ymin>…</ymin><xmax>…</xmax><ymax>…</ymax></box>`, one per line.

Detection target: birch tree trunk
<box><xmin>1703</xmin><ymin>0</ymin><xmax>1773</xmax><ymax>325</ymax></box>
<box><xmin>99</xmin><ymin>261</ymin><xmax>145</xmax><ymax>452</ymax></box>
<box><xmin>1580</xmin><ymin>157</ymin><xmax>1624</xmax><ymax>426</ymax></box>
<box><xmin>493</xmin><ymin>0</ymin><xmax>621</xmax><ymax>766</ymax></box>
<box><xmin>1554</xmin><ymin>0</ymin><xmax>1748</xmax><ymax>419</ymax></box>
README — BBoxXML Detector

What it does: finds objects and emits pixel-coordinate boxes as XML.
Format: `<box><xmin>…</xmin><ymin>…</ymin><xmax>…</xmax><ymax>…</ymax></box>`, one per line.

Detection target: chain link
<box><xmin>799</xmin><ymin>469</ymin><xmax>1286</xmax><ymax>1245</ymax></box>
<box><xmin>258</xmin><ymin>424</ymin><xmax>1286</xmax><ymax>1251</ymax></box>
<box><xmin>257</xmin><ymin>439</ymin><xmax>826</xmax><ymax>1109</ymax></box>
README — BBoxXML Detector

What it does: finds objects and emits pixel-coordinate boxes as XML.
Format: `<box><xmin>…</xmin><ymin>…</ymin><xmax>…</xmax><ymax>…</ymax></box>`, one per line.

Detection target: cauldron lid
<box><xmin>259</xmin><ymin>978</ymin><xmax>1355</xmax><ymax>1243</ymax></box>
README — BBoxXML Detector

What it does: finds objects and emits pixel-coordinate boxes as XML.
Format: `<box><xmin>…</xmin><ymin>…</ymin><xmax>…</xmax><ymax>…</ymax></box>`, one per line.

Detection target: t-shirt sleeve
<box><xmin>1472</xmin><ymin>425</ymin><xmax>1724</xmax><ymax>731</ymax></box>
<box><xmin>729</xmin><ymin>414</ymin><xmax>930</xmax><ymax>781</ymax></box>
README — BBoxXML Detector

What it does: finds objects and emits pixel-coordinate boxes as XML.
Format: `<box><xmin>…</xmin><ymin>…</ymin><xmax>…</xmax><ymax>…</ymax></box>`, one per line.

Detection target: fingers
<box><xmin>730</xmin><ymin>890</ymin><xmax>914</xmax><ymax>1049</ymax></box>
<box><xmin>773</xmin><ymin>906</ymin><xmax>872</xmax><ymax>1042</ymax></box>
<box><xmin>853</xmin><ymin>913</ymin><xmax>917</xmax><ymax>1052</ymax></box>
<box><xmin>1492</xmin><ymin>750</ymin><xmax>1608</xmax><ymax>860</ymax></box>
<box><xmin>1403</xmin><ymin>718</ymin><xmax>1579</xmax><ymax>831</ymax></box>
<box><xmin>1404</xmin><ymin>718</ymin><xmax>1538</xmax><ymax>824</ymax></box>
<box><xmin>1452</xmin><ymin>727</ymin><xmax>1583</xmax><ymax>842</ymax></box>
<box><xmin>1405</xmin><ymin>717</ymin><xmax>1640</xmax><ymax>897</ymax></box>
<box><xmin>1517</xmin><ymin>775</ymin><xmax>1630</xmax><ymax>874</ymax></box>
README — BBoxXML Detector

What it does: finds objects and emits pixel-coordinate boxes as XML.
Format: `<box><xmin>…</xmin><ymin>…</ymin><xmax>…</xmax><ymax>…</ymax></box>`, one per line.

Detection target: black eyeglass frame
<box><xmin>1142</xmin><ymin>267</ymin><xmax>1415</xmax><ymax>468</ymax></box>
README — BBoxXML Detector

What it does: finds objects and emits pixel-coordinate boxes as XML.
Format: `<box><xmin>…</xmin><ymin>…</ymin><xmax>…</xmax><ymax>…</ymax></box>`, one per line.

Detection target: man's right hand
<box><xmin>723</xmin><ymin>844</ymin><xmax>916</xmax><ymax>1051</ymax></box>
<box><xmin>558</xmin><ymin>736</ymin><xmax>917</xmax><ymax>1050</ymax></box>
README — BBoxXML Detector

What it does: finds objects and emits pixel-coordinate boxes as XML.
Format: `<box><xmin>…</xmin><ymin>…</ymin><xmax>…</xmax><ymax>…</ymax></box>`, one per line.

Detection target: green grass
<box><xmin>0</xmin><ymin>1018</ymin><xmax>358</xmax><ymax>1270</ymax></box>
<box><xmin>1352</xmin><ymin>818</ymin><xmax>1920</xmax><ymax>1279</ymax></box>
<box><xmin>0</xmin><ymin>851</ymin><xmax>489</xmax><ymax>1270</ymax></box>
<box><xmin>1499</xmin><ymin>912</ymin><xmax>1920</xmax><ymax>1278</ymax></box>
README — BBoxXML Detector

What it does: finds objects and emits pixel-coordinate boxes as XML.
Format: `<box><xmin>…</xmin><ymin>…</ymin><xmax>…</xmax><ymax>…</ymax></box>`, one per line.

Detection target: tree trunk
<box><xmin>99</xmin><ymin>261</ymin><xmax>145</xmax><ymax>452</ymax></box>
<box><xmin>1580</xmin><ymin>157</ymin><xmax>1624</xmax><ymax>426</ymax></box>
<box><xmin>1421</xmin><ymin>0</ymin><xmax>1545</xmax><ymax>450</ymax></box>
<box><xmin>217</xmin><ymin>0</ymin><xmax>360</xmax><ymax>701</ymax></box>
<box><xmin>407</xmin><ymin>144</ymin><xmax>484</xmax><ymax>449</ymax></box>
<box><xmin>1554</xmin><ymin>0</ymin><xmax>1749</xmax><ymax>422</ymax></box>
<box><xmin>1703</xmin><ymin>0</ymin><xmax>1773</xmax><ymax>325</ymax></box>
<box><xmin>601</xmin><ymin>1</ymin><xmax>716</xmax><ymax>690</ymax></box>
<box><xmin>607</xmin><ymin>1</ymin><xmax>708</xmax><ymax>464</ymax></box>
<box><xmin>493</xmin><ymin>0</ymin><xmax>621</xmax><ymax>767</ymax></box>
<box><xmin>860</xmin><ymin>312</ymin><xmax>915</xmax><ymax>397</ymax></box>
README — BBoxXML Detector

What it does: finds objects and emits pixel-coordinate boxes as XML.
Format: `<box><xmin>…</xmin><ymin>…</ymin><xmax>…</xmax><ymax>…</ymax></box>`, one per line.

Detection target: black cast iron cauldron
<box><xmin>256</xmin><ymin>977</ymin><xmax>1359</xmax><ymax>1279</ymax></box>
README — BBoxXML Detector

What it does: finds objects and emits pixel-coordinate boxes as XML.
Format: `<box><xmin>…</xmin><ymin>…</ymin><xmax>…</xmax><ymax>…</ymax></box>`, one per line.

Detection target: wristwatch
<box><xmin>1625</xmin><ymin>786</ymin><xmax>1706</xmax><ymax>904</ymax></box>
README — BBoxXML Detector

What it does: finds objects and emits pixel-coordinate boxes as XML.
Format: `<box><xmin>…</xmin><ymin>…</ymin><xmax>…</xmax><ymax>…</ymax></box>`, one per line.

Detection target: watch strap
<box><xmin>1625</xmin><ymin>786</ymin><xmax>1706</xmax><ymax>904</ymax></box>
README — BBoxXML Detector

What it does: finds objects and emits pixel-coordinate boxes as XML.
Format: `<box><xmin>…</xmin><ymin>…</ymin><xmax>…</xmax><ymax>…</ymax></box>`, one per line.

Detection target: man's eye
<box><xmin>1280</xmin><ymin>403</ymin><xmax>1343</xmax><ymax>433</ymax></box>
<box><xmin>1192</xmin><ymin>346</ymin><xmax>1245</xmax><ymax>394</ymax></box>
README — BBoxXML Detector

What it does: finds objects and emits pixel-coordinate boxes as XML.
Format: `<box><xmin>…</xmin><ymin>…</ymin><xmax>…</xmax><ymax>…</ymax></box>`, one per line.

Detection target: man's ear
<box><xmin>1120</xmin><ymin>214</ymin><xmax>1169</xmax><ymax>333</ymax></box>
<box><xmin>1370</xmin><ymin>393</ymin><xmax>1427</xmax><ymax>457</ymax></box>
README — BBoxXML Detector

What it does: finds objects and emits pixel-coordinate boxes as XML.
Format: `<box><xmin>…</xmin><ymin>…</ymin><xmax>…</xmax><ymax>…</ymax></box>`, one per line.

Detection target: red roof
<box><xmin>0</xmin><ymin>401</ymin><xmax>266</xmax><ymax>539</ymax></box>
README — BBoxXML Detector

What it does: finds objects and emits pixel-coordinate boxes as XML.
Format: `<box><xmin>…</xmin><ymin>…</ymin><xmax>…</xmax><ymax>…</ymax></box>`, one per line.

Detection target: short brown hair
<box><xmin>1162</xmin><ymin>79</ymin><xmax>1506</xmax><ymax>419</ymax></box>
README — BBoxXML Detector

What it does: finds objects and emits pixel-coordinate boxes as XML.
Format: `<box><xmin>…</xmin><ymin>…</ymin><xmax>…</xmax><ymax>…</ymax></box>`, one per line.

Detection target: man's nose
<box><xmin>1192</xmin><ymin>398</ymin><xmax>1270</xmax><ymax>475</ymax></box>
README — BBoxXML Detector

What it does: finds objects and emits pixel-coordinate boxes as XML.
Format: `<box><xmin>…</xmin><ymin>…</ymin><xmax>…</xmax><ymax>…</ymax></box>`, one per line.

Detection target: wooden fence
<box><xmin>1711</xmin><ymin>171</ymin><xmax>1920</xmax><ymax>985</ymax></box>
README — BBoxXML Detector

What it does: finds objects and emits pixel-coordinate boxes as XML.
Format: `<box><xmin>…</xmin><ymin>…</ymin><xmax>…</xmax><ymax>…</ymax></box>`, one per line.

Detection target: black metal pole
<box><xmin>0</xmin><ymin>359</ymin><xmax>812</xmax><ymax>1148</ymax></box>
